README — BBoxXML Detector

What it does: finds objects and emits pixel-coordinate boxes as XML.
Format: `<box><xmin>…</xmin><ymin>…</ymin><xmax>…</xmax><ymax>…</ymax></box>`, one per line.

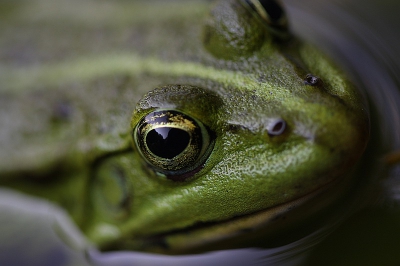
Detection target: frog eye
<box><xmin>243</xmin><ymin>0</ymin><xmax>288</xmax><ymax>31</ymax></box>
<box><xmin>267</xmin><ymin>118</ymin><xmax>286</xmax><ymax>136</ymax></box>
<box><xmin>133</xmin><ymin>110</ymin><xmax>214</xmax><ymax>181</ymax></box>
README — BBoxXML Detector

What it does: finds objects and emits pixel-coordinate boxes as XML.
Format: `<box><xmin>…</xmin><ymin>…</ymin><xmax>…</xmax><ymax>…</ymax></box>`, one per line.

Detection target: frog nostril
<box><xmin>304</xmin><ymin>74</ymin><xmax>321</xmax><ymax>86</ymax></box>
<box><xmin>267</xmin><ymin>119</ymin><xmax>286</xmax><ymax>136</ymax></box>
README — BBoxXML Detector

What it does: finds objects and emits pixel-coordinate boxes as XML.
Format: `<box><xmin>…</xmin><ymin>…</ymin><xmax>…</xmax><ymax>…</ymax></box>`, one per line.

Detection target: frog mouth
<box><xmin>104</xmin><ymin>181</ymin><xmax>342</xmax><ymax>254</ymax></box>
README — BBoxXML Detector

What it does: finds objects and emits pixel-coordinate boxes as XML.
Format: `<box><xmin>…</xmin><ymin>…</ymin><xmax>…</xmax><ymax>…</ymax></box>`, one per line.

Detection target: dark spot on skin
<box><xmin>97</xmin><ymin>124</ymin><xmax>109</xmax><ymax>134</ymax></box>
<box><xmin>304</xmin><ymin>74</ymin><xmax>321</xmax><ymax>86</ymax></box>
<box><xmin>226</xmin><ymin>124</ymin><xmax>247</xmax><ymax>133</ymax></box>
<box><xmin>257</xmin><ymin>73</ymin><xmax>267</xmax><ymax>83</ymax></box>
<box><xmin>250</xmin><ymin>93</ymin><xmax>258</xmax><ymax>101</ymax></box>
<box><xmin>52</xmin><ymin>100</ymin><xmax>73</xmax><ymax>122</ymax></box>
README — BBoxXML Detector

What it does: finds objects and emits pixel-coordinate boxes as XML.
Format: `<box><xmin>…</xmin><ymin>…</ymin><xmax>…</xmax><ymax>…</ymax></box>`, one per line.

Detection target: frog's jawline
<box><xmin>120</xmin><ymin>179</ymin><xmax>342</xmax><ymax>254</ymax></box>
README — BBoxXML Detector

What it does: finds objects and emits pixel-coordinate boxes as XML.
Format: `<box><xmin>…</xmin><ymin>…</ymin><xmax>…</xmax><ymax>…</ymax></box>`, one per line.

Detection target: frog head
<box><xmin>84</xmin><ymin>0</ymin><xmax>369</xmax><ymax>253</ymax></box>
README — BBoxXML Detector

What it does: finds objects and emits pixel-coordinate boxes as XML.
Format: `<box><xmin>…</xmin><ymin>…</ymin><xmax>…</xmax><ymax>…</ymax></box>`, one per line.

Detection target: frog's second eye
<box><xmin>243</xmin><ymin>0</ymin><xmax>288</xmax><ymax>31</ymax></box>
<box><xmin>134</xmin><ymin>110</ymin><xmax>214</xmax><ymax>181</ymax></box>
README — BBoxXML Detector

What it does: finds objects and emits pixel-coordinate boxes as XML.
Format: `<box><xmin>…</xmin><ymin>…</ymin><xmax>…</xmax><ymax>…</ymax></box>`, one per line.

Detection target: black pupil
<box><xmin>146</xmin><ymin>127</ymin><xmax>190</xmax><ymax>159</ymax></box>
<box><xmin>259</xmin><ymin>0</ymin><xmax>284</xmax><ymax>22</ymax></box>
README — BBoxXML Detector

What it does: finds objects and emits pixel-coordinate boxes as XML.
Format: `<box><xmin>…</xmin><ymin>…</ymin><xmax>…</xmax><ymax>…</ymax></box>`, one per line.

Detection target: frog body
<box><xmin>0</xmin><ymin>0</ymin><xmax>369</xmax><ymax>254</ymax></box>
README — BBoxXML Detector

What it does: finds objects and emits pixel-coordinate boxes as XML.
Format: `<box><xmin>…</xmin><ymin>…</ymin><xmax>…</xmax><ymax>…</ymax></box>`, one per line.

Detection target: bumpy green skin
<box><xmin>0</xmin><ymin>0</ymin><xmax>369</xmax><ymax>254</ymax></box>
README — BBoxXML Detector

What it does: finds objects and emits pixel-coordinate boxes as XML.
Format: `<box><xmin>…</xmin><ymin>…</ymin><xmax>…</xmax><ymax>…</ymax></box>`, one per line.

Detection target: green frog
<box><xmin>0</xmin><ymin>0</ymin><xmax>369</xmax><ymax>255</ymax></box>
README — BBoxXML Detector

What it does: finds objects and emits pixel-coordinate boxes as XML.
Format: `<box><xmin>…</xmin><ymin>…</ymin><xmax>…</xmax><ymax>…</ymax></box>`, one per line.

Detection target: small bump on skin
<box><xmin>226</xmin><ymin>124</ymin><xmax>249</xmax><ymax>133</ymax></box>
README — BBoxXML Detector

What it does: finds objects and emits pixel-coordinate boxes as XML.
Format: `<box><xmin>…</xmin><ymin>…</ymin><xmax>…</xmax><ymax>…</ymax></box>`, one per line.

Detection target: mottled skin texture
<box><xmin>0</xmin><ymin>0</ymin><xmax>369</xmax><ymax>254</ymax></box>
